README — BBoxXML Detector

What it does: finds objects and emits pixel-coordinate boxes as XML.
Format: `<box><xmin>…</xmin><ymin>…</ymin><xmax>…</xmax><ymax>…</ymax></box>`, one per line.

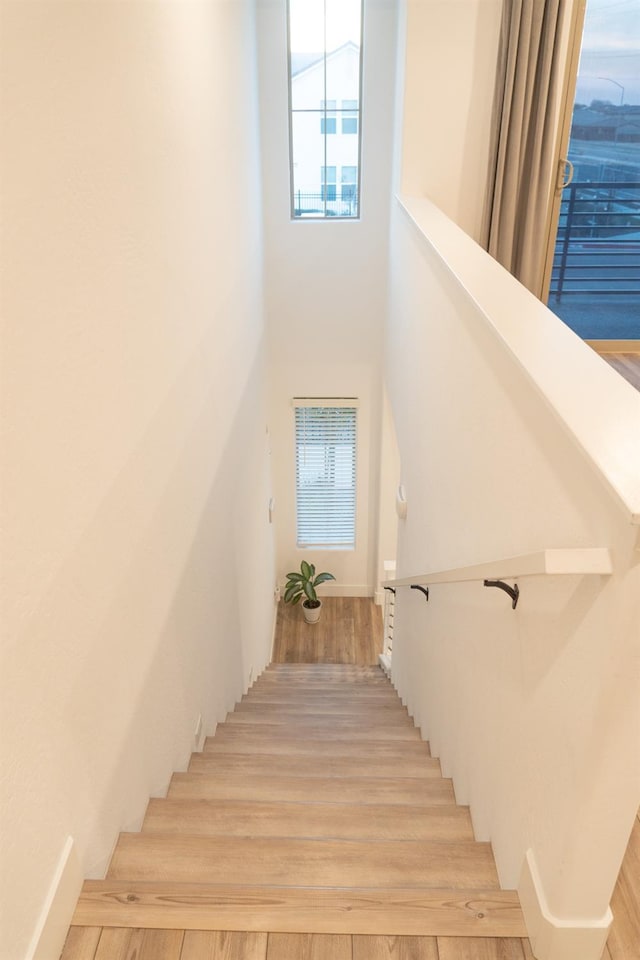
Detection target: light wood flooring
<box><xmin>60</xmin><ymin>601</ymin><xmax>639</xmax><ymax>960</ymax></box>
<box><xmin>599</xmin><ymin>351</ymin><xmax>640</xmax><ymax>391</ymax></box>
<box><xmin>272</xmin><ymin>596</ymin><xmax>382</xmax><ymax>664</ymax></box>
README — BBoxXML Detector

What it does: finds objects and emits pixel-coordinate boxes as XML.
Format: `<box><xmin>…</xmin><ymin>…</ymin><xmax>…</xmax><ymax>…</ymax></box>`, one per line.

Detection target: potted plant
<box><xmin>284</xmin><ymin>562</ymin><xmax>335</xmax><ymax>624</ymax></box>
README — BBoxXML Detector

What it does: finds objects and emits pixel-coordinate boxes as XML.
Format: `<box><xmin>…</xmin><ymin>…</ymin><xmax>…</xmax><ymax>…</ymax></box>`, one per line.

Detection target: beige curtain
<box><xmin>483</xmin><ymin>0</ymin><xmax>569</xmax><ymax>297</ymax></box>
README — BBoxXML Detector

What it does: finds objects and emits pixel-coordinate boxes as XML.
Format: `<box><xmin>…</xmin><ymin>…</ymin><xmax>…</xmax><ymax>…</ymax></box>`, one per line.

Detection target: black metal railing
<box><xmin>550</xmin><ymin>181</ymin><xmax>640</xmax><ymax>300</ymax></box>
<box><xmin>293</xmin><ymin>190</ymin><xmax>359</xmax><ymax>218</ymax></box>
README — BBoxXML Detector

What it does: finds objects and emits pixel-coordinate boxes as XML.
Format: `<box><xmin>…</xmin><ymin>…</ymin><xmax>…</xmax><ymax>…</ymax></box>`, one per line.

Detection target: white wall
<box><xmin>399</xmin><ymin>0</ymin><xmax>502</xmax><ymax>242</ymax></box>
<box><xmin>0</xmin><ymin>2</ymin><xmax>275</xmax><ymax>957</ymax></box>
<box><xmin>386</xmin><ymin>198</ymin><xmax>640</xmax><ymax>959</ymax></box>
<box><xmin>257</xmin><ymin>0</ymin><xmax>398</xmax><ymax>596</ymax></box>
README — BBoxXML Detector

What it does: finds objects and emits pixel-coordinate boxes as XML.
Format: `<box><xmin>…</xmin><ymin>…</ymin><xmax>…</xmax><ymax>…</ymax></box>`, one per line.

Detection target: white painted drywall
<box><xmin>256</xmin><ymin>0</ymin><xmax>398</xmax><ymax>597</ymax></box>
<box><xmin>386</xmin><ymin>198</ymin><xmax>640</xmax><ymax>954</ymax></box>
<box><xmin>399</xmin><ymin>0</ymin><xmax>502</xmax><ymax>242</ymax></box>
<box><xmin>0</xmin><ymin>2</ymin><xmax>275</xmax><ymax>957</ymax></box>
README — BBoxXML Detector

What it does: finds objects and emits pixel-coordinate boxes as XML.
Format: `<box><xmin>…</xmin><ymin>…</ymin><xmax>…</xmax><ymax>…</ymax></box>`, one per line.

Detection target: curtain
<box><xmin>482</xmin><ymin>0</ymin><xmax>569</xmax><ymax>297</ymax></box>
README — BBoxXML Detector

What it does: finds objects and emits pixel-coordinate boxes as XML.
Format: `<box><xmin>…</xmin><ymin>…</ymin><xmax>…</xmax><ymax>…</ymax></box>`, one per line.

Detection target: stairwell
<box><xmin>67</xmin><ymin>663</ymin><xmax>525</xmax><ymax>950</ymax></box>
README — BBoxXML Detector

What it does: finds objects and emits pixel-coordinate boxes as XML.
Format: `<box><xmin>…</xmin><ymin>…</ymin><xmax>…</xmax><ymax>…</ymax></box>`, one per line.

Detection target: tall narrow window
<box><xmin>288</xmin><ymin>0</ymin><xmax>363</xmax><ymax>219</ymax></box>
<box><xmin>294</xmin><ymin>401</ymin><xmax>357</xmax><ymax>548</ymax></box>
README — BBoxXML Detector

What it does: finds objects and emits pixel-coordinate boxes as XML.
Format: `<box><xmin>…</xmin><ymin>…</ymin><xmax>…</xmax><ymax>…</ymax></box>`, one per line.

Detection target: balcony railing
<box><xmin>550</xmin><ymin>180</ymin><xmax>640</xmax><ymax>300</ymax></box>
<box><xmin>293</xmin><ymin>190</ymin><xmax>359</xmax><ymax>218</ymax></box>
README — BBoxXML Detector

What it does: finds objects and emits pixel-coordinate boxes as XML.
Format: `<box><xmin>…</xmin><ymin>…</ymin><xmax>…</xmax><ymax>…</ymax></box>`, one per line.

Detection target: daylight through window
<box><xmin>288</xmin><ymin>0</ymin><xmax>363</xmax><ymax>219</ymax></box>
<box><xmin>295</xmin><ymin>402</ymin><xmax>357</xmax><ymax>548</ymax></box>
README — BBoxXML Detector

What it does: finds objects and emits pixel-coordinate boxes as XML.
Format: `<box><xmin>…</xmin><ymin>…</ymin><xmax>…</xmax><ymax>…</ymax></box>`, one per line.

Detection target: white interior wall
<box><xmin>257</xmin><ymin>0</ymin><xmax>398</xmax><ymax>597</ymax></box>
<box><xmin>0</xmin><ymin>3</ymin><xmax>274</xmax><ymax>957</ymax></box>
<box><xmin>399</xmin><ymin>0</ymin><xmax>503</xmax><ymax>242</ymax></box>
<box><xmin>387</xmin><ymin>200</ymin><xmax>640</xmax><ymax>956</ymax></box>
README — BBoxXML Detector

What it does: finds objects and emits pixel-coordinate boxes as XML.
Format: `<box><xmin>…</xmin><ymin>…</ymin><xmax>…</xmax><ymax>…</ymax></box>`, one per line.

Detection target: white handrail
<box><xmin>386</xmin><ymin>548</ymin><xmax>613</xmax><ymax>589</ymax></box>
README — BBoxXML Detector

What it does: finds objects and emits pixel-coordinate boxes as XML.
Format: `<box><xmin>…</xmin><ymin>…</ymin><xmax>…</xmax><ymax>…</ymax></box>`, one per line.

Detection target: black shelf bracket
<box><xmin>410</xmin><ymin>585</ymin><xmax>430</xmax><ymax>602</ymax></box>
<box><xmin>483</xmin><ymin>579</ymin><xmax>519</xmax><ymax>610</ymax></box>
<box><xmin>383</xmin><ymin>586</ymin><xmax>396</xmax><ymax>595</ymax></box>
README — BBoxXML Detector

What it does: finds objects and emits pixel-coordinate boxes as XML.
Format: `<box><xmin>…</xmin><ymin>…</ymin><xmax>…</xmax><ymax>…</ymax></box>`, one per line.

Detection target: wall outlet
<box><xmin>193</xmin><ymin>714</ymin><xmax>203</xmax><ymax>751</ymax></box>
<box><xmin>274</xmin><ymin>584</ymin><xmax>281</xmax><ymax>602</ymax></box>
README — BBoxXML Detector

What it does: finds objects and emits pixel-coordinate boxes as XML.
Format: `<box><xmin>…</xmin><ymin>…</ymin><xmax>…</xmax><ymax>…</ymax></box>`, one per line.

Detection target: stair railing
<box><xmin>384</xmin><ymin>547</ymin><xmax>612</xmax><ymax>611</ymax></box>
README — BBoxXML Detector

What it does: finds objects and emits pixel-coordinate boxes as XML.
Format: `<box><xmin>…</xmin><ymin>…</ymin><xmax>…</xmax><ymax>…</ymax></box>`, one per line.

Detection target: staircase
<box><xmin>70</xmin><ymin>664</ymin><xmax>525</xmax><ymax>938</ymax></box>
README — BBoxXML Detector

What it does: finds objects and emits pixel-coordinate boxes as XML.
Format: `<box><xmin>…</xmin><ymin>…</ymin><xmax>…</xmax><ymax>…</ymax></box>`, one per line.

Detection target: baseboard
<box><xmin>26</xmin><ymin>836</ymin><xmax>83</xmax><ymax>960</ymax></box>
<box><xmin>518</xmin><ymin>849</ymin><xmax>612</xmax><ymax>960</ymax></box>
<box><xmin>378</xmin><ymin>653</ymin><xmax>392</xmax><ymax>677</ymax></box>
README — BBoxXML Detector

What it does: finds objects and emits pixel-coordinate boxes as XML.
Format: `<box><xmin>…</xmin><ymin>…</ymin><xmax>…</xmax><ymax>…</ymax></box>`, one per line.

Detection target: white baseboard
<box><xmin>519</xmin><ymin>849</ymin><xmax>612</xmax><ymax>960</ymax></box>
<box><xmin>26</xmin><ymin>836</ymin><xmax>83</xmax><ymax>960</ymax></box>
<box><xmin>378</xmin><ymin>653</ymin><xmax>392</xmax><ymax>677</ymax></box>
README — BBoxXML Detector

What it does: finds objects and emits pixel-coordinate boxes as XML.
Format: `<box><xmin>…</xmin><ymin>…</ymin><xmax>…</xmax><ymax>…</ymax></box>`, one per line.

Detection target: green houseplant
<box><xmin>284</xmin><ymin>562</ymin><xmax>335</xmax><ymax>624</ymax></box>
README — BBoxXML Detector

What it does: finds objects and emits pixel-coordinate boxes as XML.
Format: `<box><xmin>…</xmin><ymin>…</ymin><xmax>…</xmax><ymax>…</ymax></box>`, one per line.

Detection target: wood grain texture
<box><xmin>353</xmin><ymin>935</ymin><xmax>439</xmax><ymax>959</ymax></box>
<box><xmin>272</xmin><ymin>597</ymin><xmax>383</xmax><ymax>665</ymax></box>
<box><xmin>168</xmin><ymin>772</ymin><xmax>457</xmax><ymax>805</ymax></box>
<box><xmin>180</xmin><ymin>931</ymin><xmax>268</xmax><ymax>960</ymax></box>
<box><xmin>59</xmin><ymin>926</ymin><xmax>101</xmax><ymax>960</ymax></box>
<box><xmin>266</xmin><ymin>933</ymin><xmax>352</xmax><ymax>960</ymax></box>
<box><xmin>142</xmin><ymin>798</ymin><xmax>473</xmax><ymax>841</ymax></box>
<box><xmin>606</xmin><ymin>811</ymin><xmax>640</xmax><ymax>959</ymax></box>
<box><xmin>202</xmin><ymin>735</ymin><xmax>430</xmax><ymax>760</ymax></box>
<box><xmin>73</xmin><ymin>883</ymin><xmax>526</xmax><ymax>936</ymax></box>
<box><xmin>602</xmin><ymin>353</ymin><xmax>640</xmax><ymax>392</ymax></box>
<box><xmin>188</xmin><ymin>752</ymin><xmax>443</xmax><ymax>780</ymax></box>
<box><xmin>234</xmin><ymin>698</ymin><xmax>409</xmax><ymax>717</ymax></box>
<box><xmin>437</xmin><ymin>937</ymin><xmax>527</xmax><ymax>959</ymax></box>
<box><xmin>93</xmin><ymin>927</ymin><xmax>184</xmax><ymax>960</ymax></box>
<box><xmin>221</xmin><ymin>715</ymin><xmax>420</xmax><ymax>737</ymax></box>
<box><xmin>107</xmin><ymin>834</ymin><xmax>499</xmax><ymax>888</ymax></box>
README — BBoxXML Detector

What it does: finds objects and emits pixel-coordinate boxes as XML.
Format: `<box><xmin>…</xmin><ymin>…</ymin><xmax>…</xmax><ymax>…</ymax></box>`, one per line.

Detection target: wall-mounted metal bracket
<box><xmin>410</xmin><ymin>585</ymin><xmax>430</xmax><ymax>602</ymax></box>
<box><xmin>383</xmin><ymin>586</ymin><xmax>396</xmax><ymax>595</ymax></box>
<box><xmin>483</xmin><ymin>579</ymin><xmax>519</xmax><ymax>609</ymax></box>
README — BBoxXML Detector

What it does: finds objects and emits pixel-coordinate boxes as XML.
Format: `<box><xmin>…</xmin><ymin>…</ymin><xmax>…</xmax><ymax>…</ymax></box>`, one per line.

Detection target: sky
<box><xmin>576</xmin><ymin>0</ymin><xmax>640</xmax><ymax>105</ymax></box>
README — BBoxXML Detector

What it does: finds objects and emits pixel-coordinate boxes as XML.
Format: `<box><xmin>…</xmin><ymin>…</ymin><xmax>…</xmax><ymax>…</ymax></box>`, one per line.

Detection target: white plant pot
<box><xmin>302</xmin><ymin>599</ymin><xmax>322</xmax><ymax>624</ymax></box>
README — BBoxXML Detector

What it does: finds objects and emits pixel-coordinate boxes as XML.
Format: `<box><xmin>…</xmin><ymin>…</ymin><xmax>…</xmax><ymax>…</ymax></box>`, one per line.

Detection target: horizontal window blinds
<box><xmin>295</xmin><ymin>404</ymin><xmax>357</xmax><ymax>548</ymax></box>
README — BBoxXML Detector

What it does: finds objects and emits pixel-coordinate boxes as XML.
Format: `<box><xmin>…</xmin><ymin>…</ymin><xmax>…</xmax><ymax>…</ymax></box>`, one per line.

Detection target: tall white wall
<box><xmin>399</xmin><ymin>0</ymin><xmax>503</xmax><ymax>242</ymax></box>
<box><xmin>387</xmin><ymin>198</ymin><xmax>640</xmax><ymax>960</ymax></box>
<box><xmin>0</xmin><ymin>3</ymin><xmax>275</xmax><ymax>957</ymax></box>
<box><xmin>257</xmin><ymin>0</ymin><xmax>398</xmax><ymax>596</ymax></box>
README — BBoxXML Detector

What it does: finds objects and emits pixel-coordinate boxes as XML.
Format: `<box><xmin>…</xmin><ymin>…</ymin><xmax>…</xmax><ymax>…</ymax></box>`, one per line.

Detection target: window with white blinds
<box><xmin>294</xmin><ymin>401</ymin><xmax>357</xmax><ymax>548</ymax></box>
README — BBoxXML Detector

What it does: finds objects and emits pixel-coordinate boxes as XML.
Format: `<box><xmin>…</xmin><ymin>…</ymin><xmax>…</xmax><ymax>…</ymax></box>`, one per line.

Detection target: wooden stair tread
<box><xmin>108</xmin><ymin>834</ymin><xmax>499</xmax><ymax>888</ymax></box>
<box><xmin>203</xmin><ymin>735</ymin><xmax>430</xmax><ymax>759</ymax></box>
<box><xmin>235</xmin><ymin>699</ymin><xmax>410</xmax><ymax>716</ymax></box>
<box><xmin>72</xmin><ymin>881</ymin><xmax>526</xmax><ymax>937</ymax></box>
<box><xmin>168</xmin><ymin>772</ymin><xmax>457</xmax><ymax>805</ymax></box>
<box><xmin>142</xmin><ymin>798</ymin><xmax>473</xmax><ymax>841</ymax></box>
<box><xmin>188</xmin><ymin>752</ymin><xmax>442</xmax><ymax>779</ymax></box>
<box><xmin>222</xmin><ymin>715</ymin><xmax>420</xmax><ymax>737</ymax></box>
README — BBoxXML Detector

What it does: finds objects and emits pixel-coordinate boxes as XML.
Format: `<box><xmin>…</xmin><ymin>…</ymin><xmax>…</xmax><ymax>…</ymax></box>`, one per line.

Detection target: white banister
<box><xmin>386</xmin><ymin>547</ymin><xmax>613</xmax><ymax>589</ymax></box>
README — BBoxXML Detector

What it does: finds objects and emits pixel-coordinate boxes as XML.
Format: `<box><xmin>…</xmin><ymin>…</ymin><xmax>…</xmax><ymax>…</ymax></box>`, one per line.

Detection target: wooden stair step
<box><xmin>235</xmin><ymin>698</ymin><xmax>409</xmax><ymax>716</ymax></box>
<box><xmin>203</xmin><ymin>735</ymin><xmax>431</xmax><ymax>760</ymax></box>
<box><xmin>107</xmin><ymin>834</ymin><xmax>500</xmax><ymax>888</ymax></box>
<box><xmin>168</xmin><ymin>772</ymin><xmax>457</xmax><ymax>805</ymax></box>
<box><xmin>72</xmin><ymin>881</ymin><xmax>527</xmax><ymax>937</ymax></box>
<box><xmin>142</xmin><ymin>798</ymin><xmax>474</xmax><ymax>841</ymax></box>
<box><xmin>188</xmin><ymin>751</ymin><xmax>442</xmax><ymax>779</ymax></box>
<box><xmin>219</xmin><ymin>717</ymin><xmax>421</xmax><ymax>739</ymax></box>
<box><xmin>265</xmin><ymin>665</ymin><xmax>384</xmax><ymax>676</ymax></box>
<box><xmin>247</xmin><ymin>684</ymin><xmax>397</xmax><ymax>697</ymax></box>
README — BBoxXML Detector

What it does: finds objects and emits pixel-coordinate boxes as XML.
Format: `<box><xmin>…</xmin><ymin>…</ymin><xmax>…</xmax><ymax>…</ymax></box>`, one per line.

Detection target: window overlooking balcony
<box><xmin>547</xmin><ymin>0</ymin><xmax>639</xmax><ymax>341</ymax></box>
<box><xmin>288</xmin><ymin>0</ymin><xmax>363</xmax><ymax>219</ymax></box>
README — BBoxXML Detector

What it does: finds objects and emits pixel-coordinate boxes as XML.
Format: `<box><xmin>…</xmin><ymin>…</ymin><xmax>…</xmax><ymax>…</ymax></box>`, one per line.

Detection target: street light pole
<box><xmin>597</xmin><ymin>77</ymin><xmax>624</xmax><ymax>106</ymax></box>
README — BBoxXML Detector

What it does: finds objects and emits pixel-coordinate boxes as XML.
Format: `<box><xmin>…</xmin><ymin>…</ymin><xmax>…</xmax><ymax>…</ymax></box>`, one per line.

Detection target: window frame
<box><xmin>293</xmin><ymin>398</ymin><xmax>359</xmax><ymax>550</ymax></box>
<box><xmin>287</xmin><ymin>0</ymin><xmax>364</xmax><ymax>221</ymax></box>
